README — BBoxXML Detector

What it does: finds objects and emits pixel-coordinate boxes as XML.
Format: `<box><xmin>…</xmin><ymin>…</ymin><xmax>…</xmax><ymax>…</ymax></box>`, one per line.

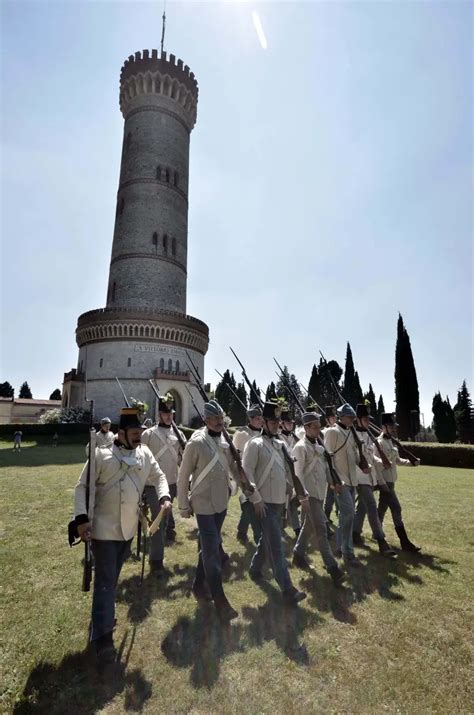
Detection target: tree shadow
<box><xmin>13</xmin><ymin>630</ymin><xmax>152</xmax><ymax>714</ymax></box>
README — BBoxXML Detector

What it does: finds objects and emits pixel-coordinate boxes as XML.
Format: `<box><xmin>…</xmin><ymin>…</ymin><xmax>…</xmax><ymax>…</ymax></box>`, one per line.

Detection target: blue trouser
<box><xmin>91</xmin><ymin>539</ymin><xmax>131</xmax><ymax>641</ymax></box>
<box><xmin>294</xmin><ymin>497</ymin><xmax>338</xmax><ymax>572</ymax></box>
<box><xmin>353</xmin><ymin>484</ymin><xmax>385</xmax><ymax>540</ymax></box>
<box><xmin>335</xmin><ymin>486</ymin><xmax>356</xmax><ymax>557</ymax></box>
<box><xmin>166</xmin><ymin>483</ymin><xmax>177</xmax><ymax>535</ymax></box>
<box><xmin>237</xmin><ymin>499</ymin><xmax>262</xmax><ymax>544</ymax></box>
<box><xmin>194</xmin><ymin>510</ymin><xmax>227</xmax><ymax>600</ymax></box>
<box><xmin>250</xmin><ymin>503</ymin><xmax>293</xmax><ymax>593</ymax></box>
<box><xmin>378</xmin><ymin>482</ymin><xmax>403</xmax><ymax>528</ymax></box>
<box><xmin>287</xmin><ymin>495</ymin><xmax>301</xmax><ymax>531</ymax></box>
<box><xmin>144</xmin><ymin>485</ymin><xmax>165</xmax><ymax>562</ymax></box>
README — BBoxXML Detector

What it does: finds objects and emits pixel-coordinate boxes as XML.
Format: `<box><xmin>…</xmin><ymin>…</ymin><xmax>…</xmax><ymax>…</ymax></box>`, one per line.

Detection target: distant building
<box><xmin>63</xmin><ymin>49</ymin><xmax>208</xmax><ymax>425</ymax></box>
<box><xmin>0</xmin><ymin>397</ymin><xmax>62</xmax><ymax>424</ymax></box>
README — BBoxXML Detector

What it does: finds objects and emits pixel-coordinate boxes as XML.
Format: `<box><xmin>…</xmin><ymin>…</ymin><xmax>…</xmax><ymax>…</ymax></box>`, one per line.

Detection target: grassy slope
<box><xmin>0</xmin><ymin>442</ymin><xmax>473</xmax><ymax>714</ymax></box>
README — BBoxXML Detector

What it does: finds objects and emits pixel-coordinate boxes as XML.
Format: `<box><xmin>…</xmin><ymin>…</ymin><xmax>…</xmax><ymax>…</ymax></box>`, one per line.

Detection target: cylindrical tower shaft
<box><xmin>106</xmin><ymin>50</ymin><xmax>198</xmax><ymax>314</ymax></box>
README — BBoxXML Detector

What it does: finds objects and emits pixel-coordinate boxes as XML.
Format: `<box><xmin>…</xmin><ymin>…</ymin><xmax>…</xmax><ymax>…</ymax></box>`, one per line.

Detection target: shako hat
<box><xmin>324</xmin><ymin>405</ymin><xmax>337</xmax><ymax>418</ymax></box>
<box><xmin>356</xmin><ymin>403</ymin><xmax>370</xmax><ymax>418</ymax></box>
<box><xmin>262</xmin><ymin>401</ymin><xmax>283</xmax><ymax>420</ymax></box>
<box><xmin>119</xmin><ymin>407</ymin><xmax>142</xmax><ymax>430</ymax></box>
<box><xmin>280</xmin><ymin>408</ymin><xmax>294</xmax><ymax>422</ymax></box>
<box><xmin>381</xmin><ymin>413</ymin><xmax>397</xmax><ymax>427</ymax></box>
<box><xmin>158</xmin><ymin>392</ymin><xmax>175</xmax><ymax>414</ymax></box>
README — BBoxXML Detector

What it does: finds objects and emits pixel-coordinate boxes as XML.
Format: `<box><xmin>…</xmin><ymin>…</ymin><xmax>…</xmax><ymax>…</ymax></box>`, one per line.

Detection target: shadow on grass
<box><xmin>13</xmin><ymin>630</ymin><xmax>152</xmax><ymax>714</ymax></box>
<box><xmin>0</xmin><ymin>443</ymin><xmax>86</xmax><ymax>468</ymax></box>
<box><xmin>161</xmin><ymin>589</ymin><xmax>315</xmax><ymax>689</ymax></box>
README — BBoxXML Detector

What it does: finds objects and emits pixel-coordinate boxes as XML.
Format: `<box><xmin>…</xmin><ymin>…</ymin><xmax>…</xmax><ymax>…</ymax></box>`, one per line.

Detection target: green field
<box><xmin>1</xmin><ymin>441</ymin><xmax>473</xmax><ymax>714</ymax></box>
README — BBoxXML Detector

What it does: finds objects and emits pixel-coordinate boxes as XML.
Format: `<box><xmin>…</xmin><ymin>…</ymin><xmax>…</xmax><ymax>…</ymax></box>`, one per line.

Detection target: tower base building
<box><xmin>63</xmin><ymin>50</ymin><xmax>208</xmax><ymax>424</ymax></box>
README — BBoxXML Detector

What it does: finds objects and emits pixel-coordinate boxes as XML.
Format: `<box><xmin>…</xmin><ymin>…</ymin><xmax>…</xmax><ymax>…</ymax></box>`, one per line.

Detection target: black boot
<box><xmin>283</xmin><ymin>586</ymin><xmax>307</xmax><ymax>606</ymax></box>
<box><xmin>395</xmin><ymin>524</ymin><xmax>421</xmax><ymax>553</ymax></box>
<box><xmin>149</xmin><ymin>559</ymin><xmax>168</xmax><ymax>576</ymax></box>
<box><xmin>377</xmin><ymin>538</ymin><xmax>397</xmax><ymax>558</ymax></box>
<box><xmin>292</xmin><ymin>552</ymin><xmax>311</xmax><ymax>570</ymax></box>
<box><xmin>94</xmin><ymin>632</ymin><xmax>116</xmax><ymax>664</ymax></box>
<box><xmin>352</xmin><ymin>531</ymin><xmax>365</xmax><ymax>546</ymax></box>
<box><xmin>328</xmin><ymin>565</ymin><xmax>346</xmax><ymax>587</ymax></box>
<box><xmin>192</xmin><ymin>581</ymin><xmax>212</xmax><ymax>602</ymax></box>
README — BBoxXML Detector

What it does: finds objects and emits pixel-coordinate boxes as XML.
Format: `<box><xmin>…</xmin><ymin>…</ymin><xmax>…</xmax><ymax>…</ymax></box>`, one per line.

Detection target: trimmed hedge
<box><xmin>0</xmin><ymin>423</ymin><xmax>92</xmax><ymax>438</ymax></box>
<box><xmin>401</xmin><ymin>442</ymin><xmax>474</xmax><ymax>469</ymax></box>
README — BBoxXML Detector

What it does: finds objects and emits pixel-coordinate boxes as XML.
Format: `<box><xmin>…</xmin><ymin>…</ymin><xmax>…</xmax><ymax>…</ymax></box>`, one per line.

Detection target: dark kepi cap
<box><xmin>158</xmin><ymin>391</ymin><xmax>175</xmax><ymax>414</ymax></box>
<box><xmin>302</xmin><ymin>411</ymin><xmax>321</xmax><ymax>425</ymax></box>
<box><xmin>381</xmin><ymin>412</ymin><xmax>397</xmax><ymax>426</ymax></box>
<box><xmin>263</xmin><ymin>401</ymin><xmax>283</xmax><ymax>420</ymax></box>
<box><xmin>280</xmin><ymin>409</ymin><xmax>294</xmax><ymax>422</ymax></box>
<box><xmin>119</xmin><ymin>407</ymin><xmax>142</xmax><ymax>429</ymax></box>
<box><xmin>324</xmin><ymin>406</ymin><xmax>336</xmax><ymax>418</ymax></box>
<box><xmin>356</xmin><ymin>403</ymin><xmax>370</xmax><ymax>418</ymax></box>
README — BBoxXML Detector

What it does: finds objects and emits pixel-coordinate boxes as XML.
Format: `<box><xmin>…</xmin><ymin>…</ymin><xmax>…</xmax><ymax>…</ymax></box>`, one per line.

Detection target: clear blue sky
<box><xmin>1</xmin><ymin>0</ymin><xmax>472</xmax><ymax>425</ymax></box>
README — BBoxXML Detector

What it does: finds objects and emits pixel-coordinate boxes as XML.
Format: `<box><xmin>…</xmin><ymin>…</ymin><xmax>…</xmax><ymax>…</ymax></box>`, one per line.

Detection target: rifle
<box><xmin>273</xmin><ymin>358</ymin><xmax>342</xmax><ymax>490</ymax></box>
<box><xmin>82</xmin><ymin>398</ymin><xmax>95</xmax><ymax>592</ymax></box>
<box><xmin>184</xmin><ymin>383</ymin><xmax>205</xmax><ymax>424</ymax></box>
<box><xmin>318</xmin><ymin>351</ymin><xmax>370</xmax><ymax>473</ymax></box>
<box><xmin>367</xmin><ymin>421</ymin><xmax>419</xmax><ymax>466</ymax></box>
<box><xmin>148</xmin><ymin>378</ymin><xmax>187</xmax><ymax>451</ymax></box>
<box><xmin>185</xmin><ymin>355</ymin><xmax>255</xmax><ymax>498</ymax></box>
<box><xmin>215</xmin><ymin>369</ymin><xmax>251</xmax><ymax>418</ymax></box>
<box><xmin>229</xmin><ymin>347</ymin><xmax>264</xmax><ymax>407</ymax></box>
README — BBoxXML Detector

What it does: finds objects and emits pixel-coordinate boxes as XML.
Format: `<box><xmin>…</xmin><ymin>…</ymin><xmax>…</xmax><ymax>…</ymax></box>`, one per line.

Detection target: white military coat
<box><xmin>142</xmin><ymin>424</ymin><xmax>186</xmax><ymax>485</ymax></box>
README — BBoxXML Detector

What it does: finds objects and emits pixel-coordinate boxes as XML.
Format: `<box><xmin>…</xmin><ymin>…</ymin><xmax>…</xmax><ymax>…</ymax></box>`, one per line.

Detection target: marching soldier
<box><xmin>352</xmin><ymin>404</ymin><xmax>397</xmax><ymax>557</ymax></box>
<box><xmin>142</xmin><ymin>393</ymin><xmax>187</xmax><ymax>573</ymax></box>
<box><xmin>242</xmin><ymin>401</ymin><xmax>307</xmax><ymax>606</ymax></box>
<box><xmin>177</xmin><ymin>399</ymin><xmax>248</xmax><ymax>621</ymax></box>
<box><xmin>377</xmin><ymin>413</ymin><xmax>421</xmax><ymax>552</ymax></box>
<box><xmin>233</xmin><ymin>405</ymin><xmax>263</xmax><ymax>545</ymax></box>
<box><xmin>324</xmin><ymin>403</ymin><xmax>365</xmax><ymax>568</ymax></box>
<box><xmin>85</xmin><ymin>417</ymin><xmax>115</xmax><ymax>456</ymax></box>
<box><xmin>322</xmin><ymin>406</ymin><xmax>337</xmax><ymax>525</ymax></box>
<box><xmin>279</xmin><ymin>407</ymin><xmax>301</xmax><ymax>538</ymax></box>
<box><xmin>291</xmin><ymin>411</ymin><xmax>346</xmax><ymax>586</ymax></box>
<box><xmin>71</xmin><ymin>407</ymin><xmax>171</xmax><ymax>661</ymax></box>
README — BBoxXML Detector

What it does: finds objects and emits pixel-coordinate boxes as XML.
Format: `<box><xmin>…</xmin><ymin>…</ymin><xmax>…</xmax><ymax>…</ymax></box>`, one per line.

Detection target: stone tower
<box><xmin>62</xmin><ymin>50</ymin><xmax>209</xmax><ymax>424</ymax></box>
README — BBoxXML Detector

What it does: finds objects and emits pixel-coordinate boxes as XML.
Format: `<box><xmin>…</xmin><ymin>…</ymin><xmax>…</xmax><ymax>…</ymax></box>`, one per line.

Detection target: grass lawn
<box><xmin>0</xmin><ymin>440</ymin><xmax>473</xmax><ymax>714</ymax></box>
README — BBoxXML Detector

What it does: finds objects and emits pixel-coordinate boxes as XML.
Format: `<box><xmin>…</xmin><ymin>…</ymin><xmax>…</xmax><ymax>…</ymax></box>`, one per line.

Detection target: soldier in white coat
<box><xmin>279</xmin><ymin>408</ymin><xmax>301</xmax><ymax>539</ymax></box>
<box><xmin>352</xmin><ymin>404</ymin><xmax>397</xmax><ymax>557</ymax></box>
<box><xmin>178</xmin><ymin>399</ymin><xmax>256</xmax><ymax>621</ymax></box>
<box><xmin>233</xmin><ymin>405</ymin><xmax>263</xmax><ymax>545</ymax></box>
<box><xmin>142</xmin><ymin>393</ymin><xmax>187</xmax><ymax>573</ymax></box>
<box><xmin>85</xmin><ymin>417</ymin><xmax>115</xmax><ymax>456</ymax></box>
<box><xmin>324</xmin><ymin>403</ymin><xmax>367</xmax><ymax>568</ymax></box>
<box><xmin>377</xmin><ymin>413</ymin><xmax>421</xmax><ymax>552</ymax></box>
<box><xmin>322</xmin><ymin>406</ymin><xmax>338</xmax><ymax>525</ymax></box>
<box><xmin>242</xmin><ymin>401</ymin><xmax>307</xmax><ymax>606</ymax></box>
<box><xmin>291</xmin><ymin>412</ymin><xmax>346</xmax><ymax>586</ymax></box>
<box><xmin>72</xmin><ymin>407</ymin><xmax>171</xmax><ymax>660</ymax></box>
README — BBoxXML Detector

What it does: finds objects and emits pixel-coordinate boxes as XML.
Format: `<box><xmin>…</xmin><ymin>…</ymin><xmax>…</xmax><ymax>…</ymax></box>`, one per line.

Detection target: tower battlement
<box><xmin>119</xmin><ymin>49</ymin><xmax>198</xmax><ymax>128</ymax></box>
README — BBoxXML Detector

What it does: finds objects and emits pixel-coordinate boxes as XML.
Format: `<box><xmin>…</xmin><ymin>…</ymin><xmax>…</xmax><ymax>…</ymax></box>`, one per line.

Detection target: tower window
<box><xmin>126</xmin><ymin>132</ymin><xmax>132</xmax><ymax>151</ymax></box>
<box><xmin>160</xmin><ymin>358</ymin><xmax>165</xmax><ymax>370</ymax></box>
<box><xmin>171</xmin><ymin>237</ymin><xmax>177</xmax><ymax>256</ymax></box>
<box><xmin>117</xmin><ymin>197</ymin><xmax>125</xmax><ymax>216</ymax></box>
<box><xmin>168</xmin><ymin>358</ymin><xmax>173</xmax><ymax>371</ymax></box>
<box><xmin>128</xmin><ymin>357</ymin><xmax>131</xmax><ymax>367</ymax></box>
<box><xmin>156</xmin><ymin>165</ymin><xmax>161</xmax><ymax>180</ymax></box>
<box><xmin>176</xmin><ymin>360</ymin><xmax>180</xmax><ymax>372</ymax></box>
<box><xmin>99</xmin><ymin>358</ymin><xmax>103</xmax><ymax>368</ymax></box>
<box><xmin>163</xmin><ymin>234</ymin><xmax>168</xmax><ymax>253</ymax></box>
<box><xmin>152</xmin><ymin>231</ymin><xmax>158</xmax><ymax>246</ymax></box>
<box><xmin>165</xmin><ymin>168</ymin><xmax>170</xmax><ymax>183</ymax></box>
<box><xmin>174</xmin><ymin>171</ymin><xmax>179</xmax><ymax>187</ymax></box>
<box><xmin>112</xmin><ymin>282</ymin><xmax>116</xmax><ymax>302</ymax></box>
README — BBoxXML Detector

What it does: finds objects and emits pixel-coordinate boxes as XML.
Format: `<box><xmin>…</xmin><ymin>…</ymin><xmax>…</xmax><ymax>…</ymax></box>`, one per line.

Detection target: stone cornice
<box><xmin>118</xmin><ymin>177</ymin><xmax>188</xmax><ymax>204</ymax></box>
<box><xmin>125</xmin><ymin>104</ymin><xmax>191</xmax><ymax>134</ymax></box>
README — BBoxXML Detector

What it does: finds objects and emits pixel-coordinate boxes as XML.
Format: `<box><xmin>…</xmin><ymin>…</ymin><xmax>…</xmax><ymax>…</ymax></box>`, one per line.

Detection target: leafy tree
<box><xmin>265</xmin><ymin>381</ymin><xmax>277</xmax><ymax>401</ymax></box>
<box><xmin>377</xmin><ymin>395</ymin><xmax>386</xmax><ymax>424</ymax></box>
<box><xmin>228</xmin><ymin>381</ymin><xmax>248</xmax><ymax>426</ymax></box>
<box><xmin>19</xmin><ymin>381</ymin><xmax>33</xmax><ymax>399</ymax></box>
<box><xmin>363</xmin><ymin>384</ymin><xmax>377</xmax><ymax>417</ymax></box>
<box><xmin>342</xmin><ymin>343</ymin><xmax>363</xmax><ymax>406</ymax></box>
<box><xmin>432</xmin><ymin>392</ymin><xmax>456</xmax><ymax>443</ymax></box>
<box><xmin>49</xmin><ymin>389</ymin><xmax>62</xmax><ymax>400</ymax></box>
<box><xmin>454</xmin><ymin>380</ymin><xmax>473</xmax><ymax>443</ymax></box>
<box><xmin>307</xmin><ymin>364</ymin><xmax>321</xmax><ymax>407</ymax></box>
<box><xmin>214</xmin><ymin>369</ymin><xmax>236</xmax><ymax>413</ymax></box>
<box><xmin>249</xmin><ymin>379</ymin><xmax>262</xmax><ymax>406</ymax></box>
<box><xmin>395</xmin><ymin>314</ymin><xmax>420</xmax><ymax>439</ymax></box>
<box><xmin>318</xmin><ymin>358</ymin><xmax>343</xmax><ymax>407</ymax></box>
<box><xmin>0</xmin><ymin>381</ymin><xmax>14</xmax><ymax>398</ymax></box>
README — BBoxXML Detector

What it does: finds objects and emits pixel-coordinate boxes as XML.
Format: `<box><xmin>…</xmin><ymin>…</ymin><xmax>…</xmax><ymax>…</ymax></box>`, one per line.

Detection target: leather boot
<box><xmin>328</xmin><ymin>565</ymin><xmax>346</xmax><ymax>587</ymax></box>
<box><xmin>282</xmin><ymin>586</ymin><xmax>307</xmax><ymax>606</ymax></box>
<box><xmin>292</xmin><ymin>552</ymin><xmax>311</xmax><ymax>570</ymax></box>
<box><xmin>377</xmin><ymin>539</ymin><xmax>397</xmax><ymax>558</ymax></box>
<box><xmin>395</xmin><ymin>524</ymin><xmax>421</xmax><ymax>553</ymax></box>
<box><xmin>352</xmin><ymin>531</ymin><xmax>365</xmax><ymax>546</ymax></box>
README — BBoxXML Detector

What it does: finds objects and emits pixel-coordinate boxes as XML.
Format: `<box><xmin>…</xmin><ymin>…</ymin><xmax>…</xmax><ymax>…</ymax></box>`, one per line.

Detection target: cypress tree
<box><xmin>377</xmin><ymin>395</ymin><xmax>386</xmax><ymax>424</ymax></box>
<box><xmin>49</xmin><ymin>388</ymin><xmax>62</xmax><ymax>400</ymax></box>
<box><xmin>265</xmin><ymin>382</ymin><xmax>277</xmax><ymax>400</ymax></box>
<box><xmin>0</xmin><ymin>381</ymin><xmax>14</xmax><ymax>398</ymax></box>
<box><xmin>249</xmin><ymin>379</ymin><xmax>261</xmax><ymax>406</ymax></box>
<box><xmin>454</xmin><ymin>380</ymin><xmax>473</xmax><ymax>443</ymax></box>
<box><xmin>318</xmin><ymin>358</ymin><xmax>343</xmax><ymax>407</ymax></box>
<box><xmin>432</xmin><ymin>392</ymin><xmax>456</xmax><ymax>443</ymax></box>
<box><xmin>214</xmin><ymin>370</ymin><xmax>235</xmax><ymax>413</ymax></box>
<box><xmin>364</xmin><ymin>384</ymin><xmax>377</xmax><ymax>417</ymax></box>
<box><xmin>229</xmin><ymin>381</ymin><xmax>248</xmax><ymax>426</ymax></box>
<box><xmin>307</xmin><ymin>364</ymin><xmax>321</xmax><ymax>407</ymax></box>
<box><xmin>395</xmin><ymin>314</ymin><xmax>420</xmax><ymax>439</ymax></box>
<box><xmin>19</xmin><ymin>381</ymin><xmax>33</xmax><ymax>399</ymax></box>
